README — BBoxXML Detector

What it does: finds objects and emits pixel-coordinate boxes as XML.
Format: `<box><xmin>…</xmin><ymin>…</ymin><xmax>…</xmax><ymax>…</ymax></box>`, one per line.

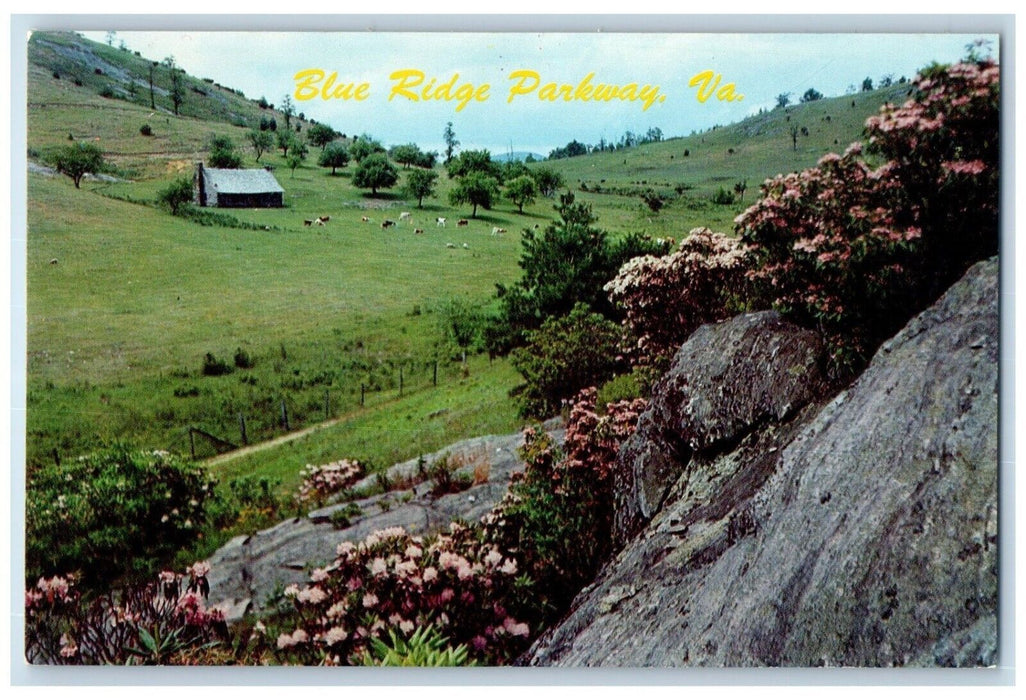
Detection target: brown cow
<box><xmin>457</xmin><ymin>219</ymin><xmax>469</xmax><ymax>227</ymax></box>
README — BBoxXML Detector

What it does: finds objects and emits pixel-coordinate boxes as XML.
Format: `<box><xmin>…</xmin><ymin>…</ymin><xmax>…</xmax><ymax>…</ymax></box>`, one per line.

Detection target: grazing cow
<box><xmin>398</xmin><ymin>212</ymin><xmax>411</xmax><ymax>224</ymax></box>
<box><xmin>445</xmin><ymin>242</ymin><xmax>456</xmax><ymax>248</ymax></box>
<box><xmin>303</xmin><ymin>219</ymin><xmax>314</xmax><ymax>226</ymax></box>
<box><xmin>457</xmin><ymin>219</ymin><xmax>469</xmax><ymax>227</ymax></box>
<box><xmin>436</xmin><ymin>217</ymin><xmax>447</xmax><ymax>227</ymax></box>
<box><xmin>414</xmin><ymin>228</ymin><xmax>425</xmax><ymax>235</ymax></box>
<box><xmin>313</xmin><ymin>218</ymin><xmax>326</xmax><ymax>226</ymax></box>
<box><xmin>361</xmin><ymin>216</ymin><xmax>371</xmax><ymax>223</ymax></box>
<box><xmin>381</xmin><ymin>219</ymin><xmax>396</xmax><ymax>229</ymax></box>
<box><xmin>49</xmin><ymin>258</ymin><xmax>58</xmax><ymax>265</ymax></box>
<box><xmin>491</xmin><ymin>227</ymin><xmax>507</xmax><ymax>236</ymax></box>
<box><xmin>319</xmin><ymin>216</ymin><xmax>331</xmax><ymax>222</ymax></box>
<box><xmin>462</xmin><ymin>243</ymin><xmax>469</xmax><ymax>249</ymax></box>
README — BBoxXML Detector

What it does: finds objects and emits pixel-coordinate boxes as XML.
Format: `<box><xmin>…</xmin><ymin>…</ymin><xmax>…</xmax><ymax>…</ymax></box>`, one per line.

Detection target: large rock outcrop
<box><xmin>207</xmin><ymin>423</ymin><xmax>563</xmax><ymax>621</ymax></box>
<box><xmin>524</xmin><ymin>257</ymin><xmax>998</xmax><ymax>667</ymax></box>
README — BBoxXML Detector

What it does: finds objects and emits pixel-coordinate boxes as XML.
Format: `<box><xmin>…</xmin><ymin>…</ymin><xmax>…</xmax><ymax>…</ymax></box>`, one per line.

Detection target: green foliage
<box><xmin>329</xmin><ymin>502</ymin><xmax>363</xmax><ymax>529</ymax></box>
<box><xmin>50</xmin><ymin>142</ymin><xmax>106</xmax><ymax>188</ymax></box>
<box><xmin>403</xmin><ymin>168</ymin><xmax>438</xmax><ymax>207</ymax></box>
<box><xmin>505</xmin><ymin>175</ymin><xmax>538</xmax><ymax>214</ymax></box>
<box><xmin>247</xmin><ymin>129</ymin><xmax>273</xmax><ymax>162</ymax></box>
<box><xmin>233</xmin><ymin>347</ymin><xmax>254</xmax><ymax>369</ymax></box>
<box><xmin>424</xmin><ymin>453</ymin><xmax>474</xmax><ymax>496</ymax></box>
<box><xmin>349</xmin><ymin>135</ymin><xmax>385</xmax><ymax>162</ymax></box>
<box><xmin>446</xmin><ymin>149</ymin><xmax>501</xmax><ymax>180</ymax></box>
<box><xmin>390</xmin><ymin>143</ymin><xmax>423</xmax><ymax>169</ymax></box>
<box><xmin>800</xmin><ymin>87</ymin><xmax>824</xmax><ymax>103</ymax></box>
<box><xmin>207</xmin><ymin>135</ymin><xmax>242</xmax><ymax>169</ymax></box>
<box><xmin>352</xmin><ymin>153</ymin><xmax>399</xmax><ymax>194</ymax></box>
<box><xmin>358</xmin><ymin>625</ymin><xmax>474</xmax><ymax>666</ymax></box>
<box><xmin>201</xmin><ymin>352</ymin><xmax>232</xmax><ymax>376</ymax></box>
<box><xmin>139</xmin><ymin>124</ymin><xmax>153</xmax><ymax>136</ymax></box>
<box><xmin>317</xmin><ymin>142</ymin><xmax>349</xmax><ymax>175</ymax></box>
<box><xmin>486</xmin><ymin>192</ymin><xmax>663</xmax><ymax>354</ymax></box>
<box><xmin>711</xmin><ymin>186</ymin><xmax>735</xmax><ymax>205</ymax></box>
<box><xmin>437</xmin><ymin>297</ymin><xmax>485</xmax><ymax>363</ymax></box>
<box><xmin>156</xmin><ymin>177</ymin><xmax>194</xmax><ymax>216</ymax></box>
<box><xmin>447</xmin><ymin>171</ymin><xmax>500</xmax><ymax>217</ymax></box>
<box><xmin>596</xmin><ymin>370</ymin><xmax>645</xmax><ymax>407</ymax></box>
<box><xmin>306</xmin><ymin>123</ymin><xmax>336</xmax><ymax>150</ymax></box>
<box><xmin>443</xmin><ymin>121</ymin><xmax>459</xmax><ymax>163</ymax></box>
<box><xmin>531</xmin><ymin>166</ymin><xmax>565</xmax><ymax>197</ymax></box>
<box><xmin>25</xmin><ymin>447</ymin><xmax>219</xmax><ymax>586</ymax></box>
<box><xmin>511</xmin><ymin>303</ymin><xmax>623</xmax><ymax>418</ymax></box>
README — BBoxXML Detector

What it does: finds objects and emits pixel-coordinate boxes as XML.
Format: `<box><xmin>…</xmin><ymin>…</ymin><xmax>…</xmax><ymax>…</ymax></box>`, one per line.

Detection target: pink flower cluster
<box><xmin>605</xmin><ymin>228</ymin><xmax>753</xmax><ymax>368</ymax></box>
<box><xmin>272</xmin><ymin>523</ymin><xmax>532</xmax><ymax>665</ymax></box>
<box><xmin>295</xmin><ymin>459</ymin><xmax>364</xmax><ymax>506</ymax></box>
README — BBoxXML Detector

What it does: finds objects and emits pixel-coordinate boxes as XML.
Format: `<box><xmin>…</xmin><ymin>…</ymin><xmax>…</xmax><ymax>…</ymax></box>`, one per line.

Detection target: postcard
<box><xmin>16</xmin><ymin>21</ymin><xmax>1005</xmax><ymax>675</ymax></box>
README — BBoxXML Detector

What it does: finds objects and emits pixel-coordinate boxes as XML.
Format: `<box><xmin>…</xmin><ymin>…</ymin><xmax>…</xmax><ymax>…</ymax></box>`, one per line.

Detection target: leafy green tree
<box><xmin>281</xmin><ymin>94</ymin><xmax>296</xmax><ymax>130</ymax></box>
<box><xmin>51</xmin><ymin>142</ymin><xmax>106</xmax><ymax>188</ymax></box>
<box><xmin>437</xmin><ymin>297</ymin><xmax>485</xmax><ymax>364</ymax></box>
<box><xmin>505</xmin><ymin>175</ymin><xmax>538</xmax><ymax>213</ymax></box>
<box><xmin>208</xmin><ymin>134</ymin><xmax>242</xmax><ymax>168</ymax></box>
<box><xmin>390</xmin><ymin>143</ymin><xmax>423</xmax><ymax>169</ymax></box>
<box><xmin>286</xmin><ymin>151</ymin><xmax>306</xmax><ymax>177</ymax></box>
<box><xmin>862</xmin><ymin>77</ymin><xmax>874</xmax><ymax>91</ymax></box>
<box><xmin>500</xmin><ymin>160</ymin><xmax>531</xmax><ymax>183</ymax></box>
<box><xmin>247</xmin><ymin>128</ymin><xmax>273</xmax><ymax>162</ymax></box>
<box><xmin>349</xmin><ymin>135</ymin><xmax>385</xmax><ymax>162</ymax></box>
<box><xmin>800</xmin><ymin>87</ymin><xmax>824</xmax><ymax>103</ymax></box>
<box><xmin>318</xmin><ymin>142</ymin><xmax>350</xmax><ymax>175</ymax></box>
<box><xmin>157</xmin><ymin>177</ymin><xmax>194</xmax><ymax>215</ymax></box>
<box><xmin>307</xmin><ymin>123</ymin><xmax>336</xmax><ymax>150</ymax></box>
<box><xmin>446</xmin><ymin>149</ymin><xmax>500</xmax><ymax>180</ymax></box>
<box><xmin>276</xmin><ymin>129</ymin><xmax>300</xmax><ymax>158</ymax></box>
<box><xmin>531</xmin><ymin>166</ymin><xmax>565</xmax><ymax>197</ymax></box>
<box><xmin>443</xmin><ymin>121</ymin><xmax>459</xmax><ymax>163</ymax></box>
<box><xmin>511</xmin><ymin>303</ymin><xmax>623</xmax><ymax>418</ymax></box>
<box><xmin>448</xmin><ymin>171</ymin><xmax>499</xmax><ymax>217</ymax></box>
<box><xmin>776</xmin><ymin>92</ymin><xmax>791</xmax><ymax>108</ymax></box>
<box><xmin>404</xmin><ymin>168</ymin><xmax>438</xmax><ymax>207</ymax></box>
<box><xmin>163</xmin><ymin>56</ymin><xmax>184</xmax><ymax>116</ymax></box>
<box><xmin>352</xmin><ymin>153</ymin><xmax>399</xmax><ymax>195</ymax></box>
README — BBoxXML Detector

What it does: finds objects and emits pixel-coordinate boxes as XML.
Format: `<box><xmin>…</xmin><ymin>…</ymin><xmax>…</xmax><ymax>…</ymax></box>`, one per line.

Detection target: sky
<box><xmin>78</xmin><ymin>30</ymin><xmax>995</xmax><ymax>158</ymax></box>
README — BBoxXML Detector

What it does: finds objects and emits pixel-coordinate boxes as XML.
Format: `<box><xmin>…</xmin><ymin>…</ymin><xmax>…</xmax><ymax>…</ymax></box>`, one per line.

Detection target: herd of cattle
<box><xmin>301</xmin><ymin>212</ymin><xmax>521</xmax><ymax>242</ymax></box>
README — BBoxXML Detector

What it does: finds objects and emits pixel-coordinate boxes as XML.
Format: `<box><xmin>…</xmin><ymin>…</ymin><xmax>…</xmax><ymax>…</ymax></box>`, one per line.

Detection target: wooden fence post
<box><xmin>281</xmin><ymin>400</ymin><xmax>290</xmax><ymax>431</ymax></box>
<box><xmin>361</xmin><ymin>383</ymin><xmax>365</xmax><ymax>407</ymax></box>
<box><xmin>324</xmin><ymin>390</ymin><xmax>330</xmax><ymax>419</ymax></box>
<box><xmin>433</xmin><ymin>361</ymin><xmax>438</xmax><ymax>386</ymax></box>
<box><xmin>399</xmin><ymin>366</ymin><xmax>404</xmax><ymax>397</ymax></box>
<box><xmin>239</xmin><ymin>413</ymin><xmax>248</xmax><ymax>445</ymax></box>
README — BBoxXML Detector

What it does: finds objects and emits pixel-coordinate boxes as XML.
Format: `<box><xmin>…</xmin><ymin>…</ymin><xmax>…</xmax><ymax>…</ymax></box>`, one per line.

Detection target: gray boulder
<box><xmin>524</xmin><ymin>257</ymin><xmax>998</xmax><ymax>667</ymax></box>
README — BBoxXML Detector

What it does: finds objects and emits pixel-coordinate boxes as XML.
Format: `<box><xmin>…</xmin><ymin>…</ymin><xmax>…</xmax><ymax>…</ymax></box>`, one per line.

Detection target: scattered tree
<box><xmin>157</xmin><ymin>177</ymin><xmax>194</xmax><ymax>215</ymax></box>
<box><xmin>51</xmin><ymin>142</ymin><xmax>105</xmax><ymax>188</ymax></box>
<box><xmin>532</xmin><ymin>166</ymin><xmax>565</xmax><ymax>197</ymax></box>
<box><xmin>208</xmin><ymin>135</ymin><xmax>242</xmax><ymax>168</ymax></box>
<box><xmin>443</xmin><ymin>121</ymin><xmax>459</xmax><ymax>163</ymax></box>
<box><xmin>505</xmin><ymin>175</ymin><xmax>538</xmax><ymax>213</ymax></box>
<box><xmin>446</xmin><ymin>149</ymin><xmax>501</xmax><ymax>180</ymax></box>
<box><xmin>247</xmin><ymin>128</ymin><xmax>273</xmax><ymax>162</ymax></box>
<box><xmin>448</xmin><ymin>171</ymin><xmax>500</xmax><ymax>217</ymax></box>
<box><xmin>789</xmin><ymin>124</ymin><xmax>801</xmax><ymax>151</ymax></box>
<box><xmin>776</xmin><ymin>92</ymin><xmax>791</xmax><ymax>108</ymax></box>
<box><xmin>317</xmin><ymin>142</ymin><xmax>350</xmax><ymax>175</ymax></box>
<box><xmin>733</xmin><ymin>179</ymin><xmax>748</xmax><ymax>203</ymax></box>
<box><xmin>307</xmin><ymin>123</ymin><xmax>336</xmax><ymax>150</ymax></box>
<box><xmin>163</xmin><ymin>56</ymin><xmax>184</xmax><ymax>116</ymax></box>
<box><xmin>862</xmin><ymin>77</ymin><xmax>874</xmax><ymax>92</ymax></box>
<box><xmin>437</xmin><ymin>297</ymin><xmax>485</xmax><ymax>364</ymax></box>
<box><xmin>349</xmin><ymin>135</ymin><xmax>385</xmax><ymax>162</ymax></box>
<box><xmin>800</xmin><ymin>87</ymin><xmax>824</xmax><ymax>103</ymax></box>
<box><xmin>390</xmin><ymin>143</ymin><xmax>424</xmax><ymax>169</ymax></box>
<box><xmin>280</xmin><ymin>94</ymin><xmax>296</xmax><ymax>130</ymax></box>
<box><xmin>352</xmin><ymin>153</ymin><xmax>399</xmax><ymax>195</ymax></box>
<box><xmin>404</xmin><ymin>168</ymin><xmax>438</xmax><ymax>207</ymax></box>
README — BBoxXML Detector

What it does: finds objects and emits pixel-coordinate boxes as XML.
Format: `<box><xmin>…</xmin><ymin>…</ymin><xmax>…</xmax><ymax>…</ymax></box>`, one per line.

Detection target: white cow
<box><xmin>436</xmin><ymin>217</ymin><xmax>447</xmax><ymax>227</ymax></box>
<box><xmin>399</xmin><ymin>212</ymin><xmax>412</xmax><ymax>224</ymax></box>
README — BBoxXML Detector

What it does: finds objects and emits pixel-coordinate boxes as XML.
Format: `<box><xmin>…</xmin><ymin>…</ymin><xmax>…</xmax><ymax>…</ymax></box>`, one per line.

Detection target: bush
<box><xmin>25</xmin><ymin>563</ymin><xmax>230</xmax><ymax>665</ymax></box>
<box><xmin>511</xmin><ymin>302</ymin><xmax>623</xmax><ymax>418</ymax></box>
<box><xmin>201</xmin><ymin>352</ymin><xmax>232</xmax><ymax>376</ymax></box>
<box><xmin>295</xmin><ymin>459</ymin><xmax>363</xmax><ymax>507</ymax></box>
<box><xmin>711</xmin><ymin>186</ymin><xmax>735</xmax><ymax>205</ymax></box>
<box><xmin>233</xmin><ymin>347</ymin><xmax>254</xmax><ymax>369</ymax></box>
<box><xmin>157</xmin><ymin>177</ymin><xmax>194</xmax><ymax>216</ymax></box>
<box><xmin>736</xmin><ymin>60</ymin><xmax>999</xmax><ymax>370</ymax></box>
<box><xmin>207</xmin><ymin>135</ymin><xmax>242</xmax><ymax>169</ymax></box>
<box><xmin>26</xmin><ymin>447</ymin><xmax>218</xmax><ymax>586</ymax></box>
<box><xmin>605</xmin><ymin>228</ymin><xmax>754</xmax><ymax>370</ymax></box>
<box><xmin>270</xmin><ymin>524</ymin><xmax>533</xmax><ymax>665</ymax></box>
<box><xmin>140</xmin><ymin>124</ymin><xmax>153</xmax><ymax>136</ymax></box>
<box><xmin>481</xmin><ymin>389</ymin><xmax>646</xmax><ymax>622</ymax></box>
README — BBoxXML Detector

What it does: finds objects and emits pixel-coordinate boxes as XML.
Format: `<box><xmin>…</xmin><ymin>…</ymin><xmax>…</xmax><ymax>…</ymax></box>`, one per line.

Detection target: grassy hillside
<box><xmin>25</xmin><ymin>29</ymin><xmax>908</xmax><ymax>493</ymax></box>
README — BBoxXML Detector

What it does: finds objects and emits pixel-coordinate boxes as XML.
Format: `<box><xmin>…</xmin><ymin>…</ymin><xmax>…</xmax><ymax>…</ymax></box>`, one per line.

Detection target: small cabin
<box><xmin>194</xmin><ymin>162</ymin><xmax>284</xmax><ymax>208</ymax></box>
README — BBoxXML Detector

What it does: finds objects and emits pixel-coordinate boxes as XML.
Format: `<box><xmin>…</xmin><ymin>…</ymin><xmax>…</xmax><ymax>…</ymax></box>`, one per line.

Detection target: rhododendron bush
<box><xmin>735</xmin><ymin>60</ymin><xmax>999</xmax><ymax>368</ymax></box>
<box><xmin>271</xmin><ymin>524</ymin><xmax>534</xmax><ymax>665</ymax></box>
<box><xmin>25</xmin><ymin>563</ymin><xmax>229</xmax><ymax>664</ymax></box>
<box><xmin>295</xmin><ymin>458</ymin><xmax>363</xmax><ymax>507</ymax></box>
<box><xmin>482</xmin><ymin>389</ymin><xmax>647</xmax><ymax>620</ymax></box>
<box><xmin>605</xmin><ymin>228</ymin><xmax>754</xmax><ymax>370</ymax></box>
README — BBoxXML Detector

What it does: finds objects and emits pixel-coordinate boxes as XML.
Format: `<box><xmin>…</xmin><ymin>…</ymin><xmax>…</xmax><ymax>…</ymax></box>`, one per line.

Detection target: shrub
<box><xmin>426</xmin><ymin>454</ymin><xmax>474</xmax><ymax>497</ymax></box>
<box><xmin>26</xmin><ymin>448</ymin><xmax>218</xmax><ymax>585</ymax></box>
<box><xmin>511</xmin><ymin>302</ymin><xmax>624</xmax><ymax>418</ymax></box>
<box><xmin>140</xmin><ymin>124</ymin><xmax>153</xmax><ymax>136</ymax></box>
<box><xmin>711</xmin><ymin>186</ymin><xmax>735</xmax><ymax>205</ymax></box>
<box><xmin>157</xmin><ymin>177</ymin><xmax>194</xmax><ymax>216</ymax></box>
<box><xmin>207</xmin><ymin>135</ymin><xmax>242</xmax><ymax>169</ymax></box>
<box><xmin>481</xmin><ymin>389</ymin><xmax>646</xmax><ymax>622</ymax></box>
<box><xmin>201</xmin><ymin>352</ymin><xmax>232</xmax><ymax>376</ymax></box>
<box><xmin>295</xmin><ymin>459</ymin><xmax>363</xmax><ymax>507</ymax></box>
<box><xmin>233</xmin><ymin>347</ymin><xmax>254</xmax><ymax>369</ymax></box>
<box><xmin>735</xmin><ymin>60</ymin><xmax>999</xmax><ymax>370</ymax></box>
<box><xmin>24</xmin><ymin>563</ymin><xmax>229</xmax><ymax>665</ymax></box>
<box><xmin>357</xmin><ymin>624</ymin><xmax>474</xmax><ymax>666</ymax></box>
<box><xmin>605</xmin><ymin>228</ymin><xmax>754</xmax><ymax>370</ymax></box>
<box><xmin>270</xmin><ymin>524</ymin><xmax>533</xmax><ymax>665</ymax></box>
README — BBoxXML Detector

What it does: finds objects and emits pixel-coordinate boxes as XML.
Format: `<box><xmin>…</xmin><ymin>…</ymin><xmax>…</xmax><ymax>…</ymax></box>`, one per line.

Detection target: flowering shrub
<box><xmin>605</xmin><ymin>228</ymin><xmax>754</xmax><ymax>370</ymax></box>
<box><xmin>270</xmin><ymin>524</ymin><xmax>534</xmax><ymax>665</ymax></box>
<box><xmin>26</xmin><ymin>447</ymin><xmax>219</xmax><ymax>586</ymax></box>
<box><xmin>25</xmin><ymin>563</ymin><xmax>229</xmax><ymax>664</ymax></box>
<box><xmin>735</xmin><ymin>60</ymin><xmax>999</xmax><ymax>369</ymax></box>
<box><xmin>482</xmin><ymin>389</ymin><xmax>646</xmax><ymax>621</ymax></box>
<box><xmin>295</xmin><ymin>459</ymin><xmax>364</xmax><ymax>507</ymax></box>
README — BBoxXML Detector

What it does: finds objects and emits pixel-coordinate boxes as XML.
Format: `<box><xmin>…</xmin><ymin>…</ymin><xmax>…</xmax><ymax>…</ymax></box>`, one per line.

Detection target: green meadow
<box><xmin>26</xmin><ymin>30</ymin><xmax>908</xmax><ymax>517</ymax></box>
